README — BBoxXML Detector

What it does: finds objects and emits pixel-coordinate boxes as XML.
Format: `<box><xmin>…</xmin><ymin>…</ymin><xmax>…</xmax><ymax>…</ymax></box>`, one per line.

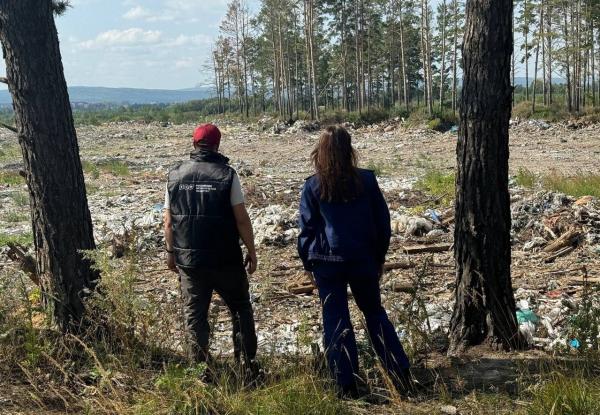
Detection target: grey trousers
<box><xmin>178</xmin><ymin>266</ymin><xmax>258</xmax><ymax>363</ymax></box>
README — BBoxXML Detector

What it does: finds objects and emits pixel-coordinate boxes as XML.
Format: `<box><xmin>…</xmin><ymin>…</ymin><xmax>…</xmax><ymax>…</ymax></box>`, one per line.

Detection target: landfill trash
<box><xmin>251</xmin><ymin>205</ymin><xmax>298</xmax><ymax>246</ymax></box>
<box><xmin>449</xmin><ymin>125</ymin><xmax>459</xmax><ymax>134</ymax></box>
<box><xmin>425</xmin><ymin>209</ymin><xmax>442</xmax><ymax>224</ymax></box>
<box><xmin>152</xmin><ymin>203</ymin><xmax>163</xmax><ymax>212</ymax></box>
<box><xmin>519</xmin><ymin>321</ymin><xmax>536</xmax><ymax>345</ymax></box>
<box><xmin>523</xmin><ymin>237</ymin><xmax>547</xmax><ymax>251</ymax></box>
<box><xmin>440</xmin><ymin>405</ymin><xmax>458</xmax><ymax>415</ymax></box>
<box><xmin>391</xmin><ymin>215</ymin><xmax>434</xmax><ymax>237</ymax></box>
<box><xmin>287</xmin><ymin>120</ymin><xmax>320</xmax><ymax>134</ymax></box>
<box><xmin>568</xmin><ymin>338</ymin><xmax>581</xmax><ymax>349</ymax></box>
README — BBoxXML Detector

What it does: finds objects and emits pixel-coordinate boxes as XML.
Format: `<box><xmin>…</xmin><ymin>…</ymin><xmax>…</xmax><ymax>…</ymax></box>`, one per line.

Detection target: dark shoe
<box><xmin>242</xmin><ymin>359</ymin><xmax>265</xmax><ymax>388</ymax></box>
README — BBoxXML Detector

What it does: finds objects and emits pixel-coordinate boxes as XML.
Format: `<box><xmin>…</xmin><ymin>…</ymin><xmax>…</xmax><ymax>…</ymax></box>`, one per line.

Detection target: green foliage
<box><xmin>512</xmin><ymin>101</ymin><xmax>569</xmax><ymax>122</ymax></box>
<box><xmin>0</xmin><ymin>171</ymin><xmax>24</xmax><ymax>185</ymax></box>
<box><xmin>365</xmin><ymin>161</ymin><xmax>385</xmax><ymax>177</ymax></box>
<box><xmin>415</xmin><ymin>167</ymin><xmax>455</xmax><ymax>206</ymax></box>
<box><xmin>0</xmin><ymin>232</ymin><xmax>33</xmax><ymax>247</ymax></box>
<box><xmin>138</xmin><ymin>368</ymin><xmax>348</xmax><ymax>415</ymax></box>
<box><xmin>97</xmin><ymin>160</ymin><xmax>130</xmax><ymax>176</ymax></box>
<box><xmin>0</xmin><ymin>144</ymin><xmax>20</xmax><ymax>163</ymax></box>
<box><xmin>515</xmin><ymin>167</ymin><xmax>537</xmax><ymax>188</ymax></box>
<box><xmin>7</xmin><ymin>191</ymin><xmax>29</xmax><ymax>207</ymax></box>
<box><xmin>528</xmin><ymin>373</ymin><xmax>600</xmax><ymax>415</ymax></box>
<box><xmin>2</xmin><ymin>210</ymin><xmax>28</xmax><ymax>223</ymax></box>
<box><xmin>542</xmin><ymin>172</ymin><xmax>600</xmax><ymax>198</ymax></box>
<box><xmin>568</xmin><ymin>278</ymin><xmax>600</xmax><ymax>352</ymax></box>
<box><xmin>82</xmin><ymin>160</ymin><xmax>100</xmax><ymax>179</ymax></box>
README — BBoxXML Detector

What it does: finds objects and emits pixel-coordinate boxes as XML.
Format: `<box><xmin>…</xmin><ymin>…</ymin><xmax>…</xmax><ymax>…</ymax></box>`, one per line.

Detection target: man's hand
<box><xmin>167</xmin><ymin>252</ymin><xmax>178</xmax><ymax>273</ymax></box>
<box><xmin>244</xmin><ymin>251</ymin><xmax>257</xmax><ymax>275</ymax></box>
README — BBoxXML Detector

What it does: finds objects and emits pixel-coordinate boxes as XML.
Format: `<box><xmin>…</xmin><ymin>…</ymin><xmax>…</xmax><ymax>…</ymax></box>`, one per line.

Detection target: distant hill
<box><xmin>0</xmin><ymin>86</ymin><xmax>214</xmax><ymax>106</ymax></box>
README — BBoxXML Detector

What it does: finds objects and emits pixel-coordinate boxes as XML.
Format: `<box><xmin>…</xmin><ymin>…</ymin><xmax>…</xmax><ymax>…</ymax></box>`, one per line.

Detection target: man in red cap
<box><xmin>163</xmin><ymin>123</ymin><xmax>259</xmax><ymax>380</ymax></box>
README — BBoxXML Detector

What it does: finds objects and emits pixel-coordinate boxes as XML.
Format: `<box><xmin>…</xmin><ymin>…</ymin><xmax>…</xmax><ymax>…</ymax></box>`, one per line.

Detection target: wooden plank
<box><xmin>543</xmin><ymin>229</ymin><xmax>582</xmax><ymax>253</ymax></box>
<box><xmin>402</xmin><ymin>243</ymin><xmax>452</xmax><ymax>254</ymax></box>
<box><xmin>544</xmin><ymin>246</ymin><xmax>576</xmax><ymax>263</ymax></box>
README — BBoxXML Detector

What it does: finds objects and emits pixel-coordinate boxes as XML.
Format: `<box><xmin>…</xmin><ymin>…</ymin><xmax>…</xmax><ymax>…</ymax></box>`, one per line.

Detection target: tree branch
<box><xmin>52</xmin><ymin>1</ymin><xmax>72</xmax><ymax>16</ymax></box>
<box><xmin>0</xmin><ymin>122</ymin><xmax>18</xmax><ymax>133</ymax></box>
<box><xmin>0</xmin><ymin>77</ymin><xmax>7</xmax><ymax>84</ymax></box>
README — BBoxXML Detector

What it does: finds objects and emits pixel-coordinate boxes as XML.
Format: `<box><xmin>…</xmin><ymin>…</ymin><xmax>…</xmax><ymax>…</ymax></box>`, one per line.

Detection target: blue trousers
<box><xmin>312</xmin><ymin>260</ymin><xmax>410</xmax><ymax>390</ymax></box>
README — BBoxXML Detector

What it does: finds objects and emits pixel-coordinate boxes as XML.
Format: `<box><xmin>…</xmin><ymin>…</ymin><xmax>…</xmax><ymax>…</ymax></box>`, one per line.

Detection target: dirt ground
<box><xmin>0</xmin><ymin>120</ymin><xmax>599</xmax><ymax>413</ymax></box>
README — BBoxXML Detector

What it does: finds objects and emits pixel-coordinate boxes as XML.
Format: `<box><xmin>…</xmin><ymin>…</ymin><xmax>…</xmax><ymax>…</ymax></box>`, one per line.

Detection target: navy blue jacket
<box><xmin>297</xmin><ymin>169</ymin><xmax>391</xmax><ymax>271</ymax></box>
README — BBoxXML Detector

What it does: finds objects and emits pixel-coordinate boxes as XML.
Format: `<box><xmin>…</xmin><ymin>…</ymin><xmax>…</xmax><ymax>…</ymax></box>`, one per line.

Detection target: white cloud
<box><xmin>123</xmin><ymin>6</ymin><xmax>152</xmax><ymax>20</ymax></box>
<box><xmin>123</xmin><ymin>5</ymin><xmax>174</xmax><ymax>22</ymax></box>
<box><xmin>80</xmin><ymin>28</ymin><xmax>162</xmax><ymax>49</ymax></box>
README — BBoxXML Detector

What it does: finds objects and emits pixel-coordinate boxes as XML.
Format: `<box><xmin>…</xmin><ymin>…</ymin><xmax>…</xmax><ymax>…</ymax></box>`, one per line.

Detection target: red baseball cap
<box><xmin>193</xmin><ymin>123</ymin><xmax>221</xmax><ymax>147</ymax></box>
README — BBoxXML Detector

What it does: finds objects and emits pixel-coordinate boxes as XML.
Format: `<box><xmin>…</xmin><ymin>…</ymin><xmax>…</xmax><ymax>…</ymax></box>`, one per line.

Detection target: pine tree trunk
<box><xmin>448</xmin><ymin>0</ymin><xmax>521</xmax><ymax>355</ymax></box>
<box><xmin>451</xmin><ymin>0</ymin><xmax>459</xmax><ymax>115</ymax></box>
<box><xmin>0</xmin><ymin>0</ymin><xmax>98</xmax><ymax>332</ymax></box>
<box><xmin>399</xmin><ymin>0</ymin><xmax>409</xmax><ymax>111</ymax></box>
<box><xmin>439</xmin><ymin>0</ymin><xmax>447</xmax><ymax>112</ymax></box>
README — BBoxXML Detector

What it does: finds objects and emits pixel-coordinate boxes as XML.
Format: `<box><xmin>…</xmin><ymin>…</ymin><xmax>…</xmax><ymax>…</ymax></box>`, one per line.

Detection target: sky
<box><xmin>0</xmin><ymin>0</ymin><xmax>258</xmax><ymax>90</ymax></box>
<box><xmin>0</xmin><ymin>0</ymin><xmax>533</xmax><ymax>92</ymax></box>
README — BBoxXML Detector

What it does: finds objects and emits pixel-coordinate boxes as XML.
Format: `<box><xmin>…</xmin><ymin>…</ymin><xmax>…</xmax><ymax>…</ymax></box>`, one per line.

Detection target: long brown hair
<box><xmin>311</xmin><ymin>125</ymin><xmax>362</xmax><ymax>202</ymax></box>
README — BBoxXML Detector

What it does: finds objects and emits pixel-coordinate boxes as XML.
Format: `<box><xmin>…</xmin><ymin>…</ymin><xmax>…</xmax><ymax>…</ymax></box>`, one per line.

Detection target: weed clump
<box><xmin>542</xmin><ymin>171</ymin><xmax>600</xmax><ymax>198</ymax></box>
<box><xmin>415</xmin><ymin>167</ymin><xmax>455</xmax><ymax>206</ymax></box>
<box><xmin>515</xmin><ymin>167</ymin><xmax>537</xmax><ymax>188</ymax></box>
<box><xmin>0</xmin><ymin>170</ymin><xmax>24</xmax><ymax>185</ymax></box>
<box><xmin>528</xmin><ymin>373</ymin><xmax>600</xmax><ymax>415</ymax></box>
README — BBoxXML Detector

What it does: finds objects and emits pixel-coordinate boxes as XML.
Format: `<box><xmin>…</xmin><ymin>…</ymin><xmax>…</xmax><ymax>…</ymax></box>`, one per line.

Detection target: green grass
<box><xmin>98</xmin><ymin>160</ymin><xmax>130</xmax><ymax>176</ymax></box>
<box><xmin>528</xmin><ymin>373</ymin><xmax>600</xmax><ymax>415</ymax></box>
<box><xmin>83</xmin><ymin>159</ymin><xmax>130</xmax><ymax>177</ymax></box>
<box><xmin>542</xmin><ymin>172</ymin><xmax>600</xmax><ymax>198</ymax></box>
<box><xmin>366</xmin><ymin>161</ymin><xmax>385</xmax><ymax>177</ymax></box>
<box><xmin>82</xmin><ymin>160</ymin><xmax>100</xmax><ymax>179</ymax></box>
<box><xmin>2</xmin><ymin>210</ymin><xmax>28</xmax><ymax>223</ymax></box>
<box><xmin>136</xmin><ymin>365</ymin><xmax>350</xmax><ymax>415</ymax></box>
<box><xmin>515</xmin><ymin>167</ymin><xmax>537</xmax><ymax>188</ymax></box>
<box><xmin>0</xmin><ymin>144</ymin><xmax>20</xmax><ymax>163</ymax></box>
<box><xmin>0</xmin><ymin>232</ymin><xmax>32</xmax><ymax>247</ymax></box>
<box><xmin>0</xmin><ymin>170</ymin><xmax>24</xmax><ymax>185</ymax></box>
<box><xmin>7</xmin><ymin>191</ymin><xmax>29</xmax><ymax>207</ymax></box>
<box><xmin>415</xmin><ymin>167</ymin><xmax>455</xmax><ymax>206</ymax></box>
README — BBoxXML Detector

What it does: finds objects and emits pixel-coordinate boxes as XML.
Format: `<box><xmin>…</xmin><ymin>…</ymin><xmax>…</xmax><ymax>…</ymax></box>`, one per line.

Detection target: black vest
<box><xmin>167</xmin><ymin>149</ymin><xmax>243</xmax><ymax>269</ymax></box>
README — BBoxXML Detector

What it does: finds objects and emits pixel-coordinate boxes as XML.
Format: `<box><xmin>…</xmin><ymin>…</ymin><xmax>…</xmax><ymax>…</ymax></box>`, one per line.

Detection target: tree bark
<box><xmin>448</xmin><ymin>0</ymin><xmax>521</xmax><ymax>355</ymax></box>
<box><xmin>0</xmin><ymin>0</ymin><xmax>98</xmax><ymax>332</ymax></box>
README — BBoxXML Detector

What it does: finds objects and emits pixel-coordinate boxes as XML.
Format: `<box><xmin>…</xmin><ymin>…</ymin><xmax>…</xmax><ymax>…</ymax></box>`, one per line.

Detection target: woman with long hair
<box><xmin>298</xmin><ymin>125</ymin><xmax>411</xmax><ymax>398</ymax></box>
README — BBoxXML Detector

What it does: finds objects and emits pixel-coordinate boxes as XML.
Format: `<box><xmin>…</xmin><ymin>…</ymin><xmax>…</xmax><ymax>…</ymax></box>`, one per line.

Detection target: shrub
<box><xmin>82</xmin><ymin>160</ymin><xmax>100</xmax><ymax>179</ymax></box>
<box><xmin>515</xmin><ymin>167</ymin><xmax>537</xmax><ymax>188</ymax></box>
<box><xmin>415</xmin><ymin>167</ymin><xmax>455</xmax><ymax>206</ymax></box>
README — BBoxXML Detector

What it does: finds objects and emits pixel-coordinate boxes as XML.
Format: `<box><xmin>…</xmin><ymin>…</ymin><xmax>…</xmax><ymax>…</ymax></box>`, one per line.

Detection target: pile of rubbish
<box><xmin>512</xmin><ymin>192</ymin><xmax>600</xmax><ymax>256</ymax></box>
<box><xmin>390</xmin><ymin>209</ymin><xmax>452</xmax><ymax>238</ymax></box>
<box><xmin>272</xmin><ymin>120</ymin><xmax>320</xmax><ymax>135</ymax></box>
<box><xmin>251</xmin><ymin>204</ymin><xmax>299</xmax><ymax>246</ymax></box>
<box><xmin>509</xmin><ymin>191</ymin><xmax>600</xmax><ymax>350</ymax></box>
<box><xmin>93</xmin><ymin>196</ymin><xmax>164</xmax><ymax>257</ymax></box>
